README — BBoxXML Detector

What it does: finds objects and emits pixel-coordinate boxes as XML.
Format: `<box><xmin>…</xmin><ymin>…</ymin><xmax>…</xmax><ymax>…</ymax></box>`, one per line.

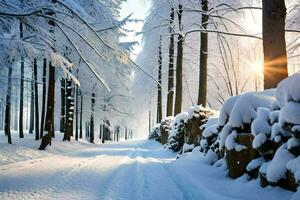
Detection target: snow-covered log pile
<box><xmin>160</xmin><ymin>117</ymin><xmax>174</xmax><ymax>144</ymax></box>
<box><xmin>148</xmin><ymin>124</ymin><xmax>161</xmax><ymax>142</ymax></box>
<box><xmin>148</xmin><ymin>106</ymin><xmax>214</xmax><ymax>152</ymax></box>
<box><xmin>199</xmin><ymin>73</ymin><xmax>300</xmax><ymax>191</ymax></box>
<box><xmin>185</xmin><ymin>106</ymin><xmax>214</xmax><ymax>145</ymax></box>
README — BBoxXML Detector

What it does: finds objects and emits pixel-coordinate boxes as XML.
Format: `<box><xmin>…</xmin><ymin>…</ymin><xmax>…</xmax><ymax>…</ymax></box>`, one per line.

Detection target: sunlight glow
<box><xmin>251</xmin><ymin>60</ymin><xmax>263</xmax><ymax>74</ymax></box>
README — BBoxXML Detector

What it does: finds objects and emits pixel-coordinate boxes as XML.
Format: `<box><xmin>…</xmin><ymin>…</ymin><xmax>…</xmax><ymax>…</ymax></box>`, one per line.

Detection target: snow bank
<box><xmin>276</xmin><ymin>72</ymin><xmax>300</xmax><ymax>107</ymax></box>
<box><xmin>266</xmin><ymin>144</ymin><xmax>295</xmax><ymax>183</ymax></box>
<box><xmin>279</xmin><ymin>102</ymin><xmax>300</xmax><ymax>125</ymax></box>
<box><xmin>229</xmin><ymin>91</ymin><xmax>276</xmax><ymax>129</ymax></box>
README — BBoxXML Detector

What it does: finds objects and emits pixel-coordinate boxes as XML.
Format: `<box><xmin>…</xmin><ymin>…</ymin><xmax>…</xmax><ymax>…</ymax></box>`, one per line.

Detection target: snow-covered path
<box><xmin>0</xmin><ymin>140</ymin><xmax>293</xmax><ymax>200</ymax></box>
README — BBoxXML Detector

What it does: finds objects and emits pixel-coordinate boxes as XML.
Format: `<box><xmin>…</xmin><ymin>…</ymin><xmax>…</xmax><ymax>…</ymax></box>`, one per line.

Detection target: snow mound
<box><xmin>279</xmin><ymin>101</ymin><xmax>300</xmax><ymax>125</ymax></box>
<box><xmin>276</xmin><ymin>72</ymin><xmax>300</xmax><ymax>107</ymax></box>
<box><xmin>218</xmin><ymin>95</ymin><xmax>240</xmax><ymax>127</ymax></box>
<box><xmin>229</xmin><ymin>91</ymin><xmax>276</xmax><ymax>129</ymax></box>
<box><xmin>266</xmin><ymin>144</ymin><xmax>295</xmax><ymax>183</ymax></box>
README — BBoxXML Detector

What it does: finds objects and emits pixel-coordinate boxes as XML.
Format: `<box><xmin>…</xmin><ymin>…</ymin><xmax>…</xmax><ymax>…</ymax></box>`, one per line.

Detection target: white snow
<box><xmin>251</xmin><ymin>107</ymin><xmax>272</xmax><ymax>136</ymax></box>
<box><xmin>253</xmin><ymin>133</ymin><xmax>267</xmax><ymax>149</ymax></box>
<box><xmin>287</xmin><ymin>137</ymin><xmax>300</xmax><ymax>150</ymax></box>
<box><xmin>229</xmin><ymin>91</ymin><xmax>275</xmax><ymax>128</ymax></box>
<box><xmin>276</xmin><ymin>72</ymin><xmax>300</xmax><ymax>107</ymax></box>
<box><xmin>266</xmin><ymin>144</ymin><xmax>296</xmax><ymax>183</ymax></box>
<box><xmin>203</xmin><ymin>149</ymin><xmax>218</xmax><ymax>165</ymax></box>
<box><xmin>279</xmin><ymin>102</ymin><xmax>300</xmax><ymax>125</ymax></box>
<box><xmin>202</xmin><ymin>124</ymin><xmax>218</xmax><ymax>138</ymax></box>
<box><xmin>287</xmin><ymin>156</ymin><xmax>300</xmax><ymax>182</ymax></box>
<box><xmin>225</xmin><ymin>131</ymin><xmax>247</xmax><ymax>152</ymax></box>
<box><xmin>219</xmin><ymin>123</ymin><xmax>232</xmax><ymax>149</ymax></box>
<box><xmin>269</xmin><ymin>110</ymin><xmax>280</xmax><ymax>124</ymax></box>
<box><xmin>0</xmin><ymin>134</ymin><xmax>296</xmax><ymax>200</ymax></box>
<box><xmin>217</xmin><ymin>95</ymin><xmax>240</xmax><ymax>127</ymax></box>
<box><xmin>182</xmin><ymin>143</ymin><xmax>195</xmax><ymax>153</ymax></box>
<box><xmin>247</xmin><ymin>157</ymin><xmax>265</xmax><ymax>172</ymax></box>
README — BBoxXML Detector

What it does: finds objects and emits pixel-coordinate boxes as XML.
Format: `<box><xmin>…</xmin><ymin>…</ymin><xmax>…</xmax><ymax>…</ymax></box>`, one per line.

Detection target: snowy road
<box><xmin>0</xmin><ymin>140</ymin><xmax>293</xmax><ymax>200</ymax></box>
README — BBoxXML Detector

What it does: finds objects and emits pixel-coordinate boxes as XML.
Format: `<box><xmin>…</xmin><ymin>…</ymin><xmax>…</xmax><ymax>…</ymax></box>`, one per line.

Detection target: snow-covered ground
<box><xmin>0</xmin><ymin>134</ymin><xmax>295</xmax><ymax>200</ymax></box>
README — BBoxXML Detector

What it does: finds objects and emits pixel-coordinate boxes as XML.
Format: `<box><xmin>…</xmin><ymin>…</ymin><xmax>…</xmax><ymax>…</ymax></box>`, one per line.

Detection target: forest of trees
<box><xmin>134</xmin><ymin>0</ymin><xmax>300</xmax><ymax>129</ymax></box>
<box><xmin>0</xmin><ymin>0</ymin><xmax>136</xmax><ymax>148</ymax></box>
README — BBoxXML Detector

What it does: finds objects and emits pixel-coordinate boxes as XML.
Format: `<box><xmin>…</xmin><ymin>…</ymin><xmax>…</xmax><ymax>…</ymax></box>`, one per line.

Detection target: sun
<box><xmin>251</xmin><ymin>60</ymin><xmax>263</xmax><ymax>74</ymax></box>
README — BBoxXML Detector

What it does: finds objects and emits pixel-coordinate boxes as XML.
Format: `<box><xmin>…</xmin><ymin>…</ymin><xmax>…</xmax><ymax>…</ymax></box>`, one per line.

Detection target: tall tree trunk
<box><xmin>14</xmin><ymin>89</ymin><xmax>18</xmax><ymax>131</ymax></box>
<box><xmin>263</xmin><ymin>0</ymin><xmax>288</xmax><ymax>89</ymax></box>
<box><xmin>34</xmin><ymin>59</ymin><xmax>39</xmax><ymax>140</ymax></box>
<box><xmin>63</xmin><ymin>79</ymin><xmax>74</xmax><ymax>141</ymax></box>
<box><xmin>60</xmin><ymin>78</ymin><xmax>66</xmax><ymax>133</ymax></box>
<box><xmin>29</xmin><ymin>71</ymin><xmax>34</xmax><ymax>134</ymax></box>
<box><xmin>89</xmin><ymin>93</ymin><xmax>95</xmax><ymax>143</ymax></box>
<box><xmin>5</xmin><ymin>65</ymin><xmax>13</xmax><ymax>144</ymax></box>
<box><xmin>101</xmin><ymin>124</ymin><xmax>105</xmax><ymax>143</ymax></box>
<box><xmin>75</xmin><ymin>86</ymin><xmax>79</xmax><ymax>140</ymax></box>
<box><xmin>174</xmin><ymin>3</ymin><xmax>184</xmax><ymax>115</ymax></box>
<box><xmin>19</xmin><ymin>58</ymin><xmax>24</xmax><ymax>138</ymax></box>
<box><xmin>79</xmin><ymin>92</ymin><xmax>83</xmax><ymax>139</ymax></box>
<box><xmin>166</xmin><ymin>8</ymin><xmax>175</xmax><ymax>117</ymax></box>
<box><xmin>197</xmin><ymin>0</ymin><xmax>209</xmax><ymax>107</ymax></box>
<box><xmin>19</xmin><ymin>20</ymin><xmax>24</xmax><ymax>138</ymax></box>
<box><xmin>39</xmin><ymin>62</ymin><xmax>55</xmax><ymax>150</ymax></box>
<box><xmin>40</xmin><ymin>59</ymin><xmax>47</xmax><ymax>138</ymax></box>
<box><xmin>157</xmin><ymin>36</ymin><xmax>163</xmax><ymax>123</ymax></box>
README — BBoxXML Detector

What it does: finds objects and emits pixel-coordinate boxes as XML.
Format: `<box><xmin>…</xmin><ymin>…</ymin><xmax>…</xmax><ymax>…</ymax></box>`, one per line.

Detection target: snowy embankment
<box><xmin>0</xmin><ymin>134</ymin><xmax>294</xmax><ymax>200</ymax></box>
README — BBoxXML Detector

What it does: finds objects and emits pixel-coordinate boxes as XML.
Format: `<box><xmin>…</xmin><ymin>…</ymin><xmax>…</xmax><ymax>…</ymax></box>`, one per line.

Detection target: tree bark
<box><xmin>39</xmin><ymin>62</ymin><xmax>55</xmax><ymax>150</ymax></box>
<box><xmin>174</xmin><ymin>3</ymin><xmax>184</xmax><ymax>115</ymax></box>
<box><xmin>157</xmin><ymin>36</ymin><xmax>163</xmax><ymax>123</ymax></box>
<box><xmin>5</xmin><ymin>65</ymin><xmax>13</xmax><ymax>144</ymax></box>
<box><xmin>197</xmin><ymin>0</ymin><xmax>209</xmax><ymax>107</ymax></box>
<box><xmin>75</xmin><ymin>86</ymin><xmax>79</xmax><ymax>140</ymax></box>
<box><xmin>19</xmin><ymin>20</ymin><xmax>24</xmax><ymax>138</ymax></box>
<box><xmin>29</xmin><ymin>71</ymin><xmax>34</xmax><ymax>134</ymax></box>
<box><xmin>166</xmin><ymin>8</ymin><xmax>175</xmax><ymax>117</ymax></box>
<box><xmin>60</xmin><ymin>78</ymin><xmax>66</xmax><ymax>133</ymax></box>
<box><xmin>63</xmin><ymin>79</ymin><xmax>74</xmax><ymax>141</ymax></box>
<box><xmin>89</xmin><ymin>93</ymin><xmax>95</xmax><ymax>143</ymax></box>
<box><xmin>263</xmin><ymin>0</ymin><xmax>288</xmax><ymax>89</ymax></box>
<box><xmin>34</xmin><ymin>59</ymin><xmax>39</xmax><ymax>140</ymax></box>
<box><xmin>19</xmin><ymin>58</ymin><xmax>24</xmax><ymax>138</ymax></box>
<box><xmin>79</xmin><ymin>92</ymin><xmax>83</xmax><ymax>139</ymax></box>
<box><xmin>40</xmin><ymin>59</ymin><xmax>47</xmax><ymax>138</ymax></box>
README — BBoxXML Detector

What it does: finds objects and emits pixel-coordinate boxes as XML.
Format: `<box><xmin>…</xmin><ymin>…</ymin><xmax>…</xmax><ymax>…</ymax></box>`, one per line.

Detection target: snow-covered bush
<box><xmin>247</xmin><ymin>107</ymin><xmax>280</xmax><ymax>179</ymax></box>
<box><xmin>168</xmin><ymin>112</ymin><xmax>188</xmax><ymax>152</ymax></box>
<box><xmin>185</xmin><ymin>105</ymin><xmax>214</xmax><ymax>145</ymax></box>
<box><xmin>160</xmin><ymin>117</ymin><xmax>174</xmax><ymax>144</ymax></box>
<box><xmin>224</xmin><ymin>91</ymin><xmax>276</xmax><ymax>178</ymax></box>
<box><xmin>263</xmin><ymin>73</ymin><xmax>300</xmax><ymax>190</ymax></box>
<box><xmin>148</xmin><ymin>124</ymin><xmax>161</xmax><ymax>141</ymax></box>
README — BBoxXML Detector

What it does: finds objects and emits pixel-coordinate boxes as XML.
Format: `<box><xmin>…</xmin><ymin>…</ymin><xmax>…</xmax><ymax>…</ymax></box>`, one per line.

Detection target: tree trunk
<box><xmin>34</xmin><ymin>59</ymin><xmax>39</xmax><ymax>140</ymax></box>
<box><xmin>5</xmin><ymin>65</ymin><xmax>13</xmax><ymax>144</ymax></box>
<box><xmin>263</xmin><ymin>0</ymin><xmax>288</xmax><ymax>89</ymax></box>
<box><xmin>174</xmin><ymin>3</ymin><xmax>184</xmax><ymax>115</ymax></box>
<box><xmin>60</xmin><ymin>78</ymin><xmax>66</xmax><ymax>133</ymax></box>
<box><xmin>79</xmin><ymin>92</ymin><xmax>83</xmax><ymax>139</ymax></box>
<box><xmin>63</xmin><ymin>80</ymin><xmax>74</xmax><ymax>141</ymax></box>
<box><xmin>166</xmin><ymin>8</ymin><xmax>175</xmax><ymax>117</ymax></box>
<box><xmin>101</xmin><ymin>124</ymin><xmax>105</xmax><ymax>143</ymax></box>
<box><xmin>19</xmin><ymin>20</ymin><xmax>24</xmax><ymax>138</ymax></box>
<box><xmin>197</xmin><ymin>0</ymin><xmax>209</xmax><ymax>107</ymax></box>
<box><xmin>19</xmin><ymin>58</ymin><xmax>24</xmax><ymax>138</ymax></box>
<box><xmin>75</xmin><ymin>86</ymin><xmax>79</xmax><ymax>141</ymax></box>
<box><xmin>89</xmin><ymin>93</ymin><xmax>95</xmax><ymax>143</ymax></box>
<box><xmin>39</xmin><ymin>62</ymin><xmax>55</xmax><ymax>150</ymax></box>
<box><xmin>29</xmin><ymin>71</ymin><xmax>34</xmax><ymax>134</ymax></box>
<box><xmin>157</xmin><ymin>36</ymin><xmax>163</xmax><ymax>123</ymax></box>
<box><xmin>40</xmin><ymin>59</ymin><xmax>47</xmax><ymax>138</ymax></box>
